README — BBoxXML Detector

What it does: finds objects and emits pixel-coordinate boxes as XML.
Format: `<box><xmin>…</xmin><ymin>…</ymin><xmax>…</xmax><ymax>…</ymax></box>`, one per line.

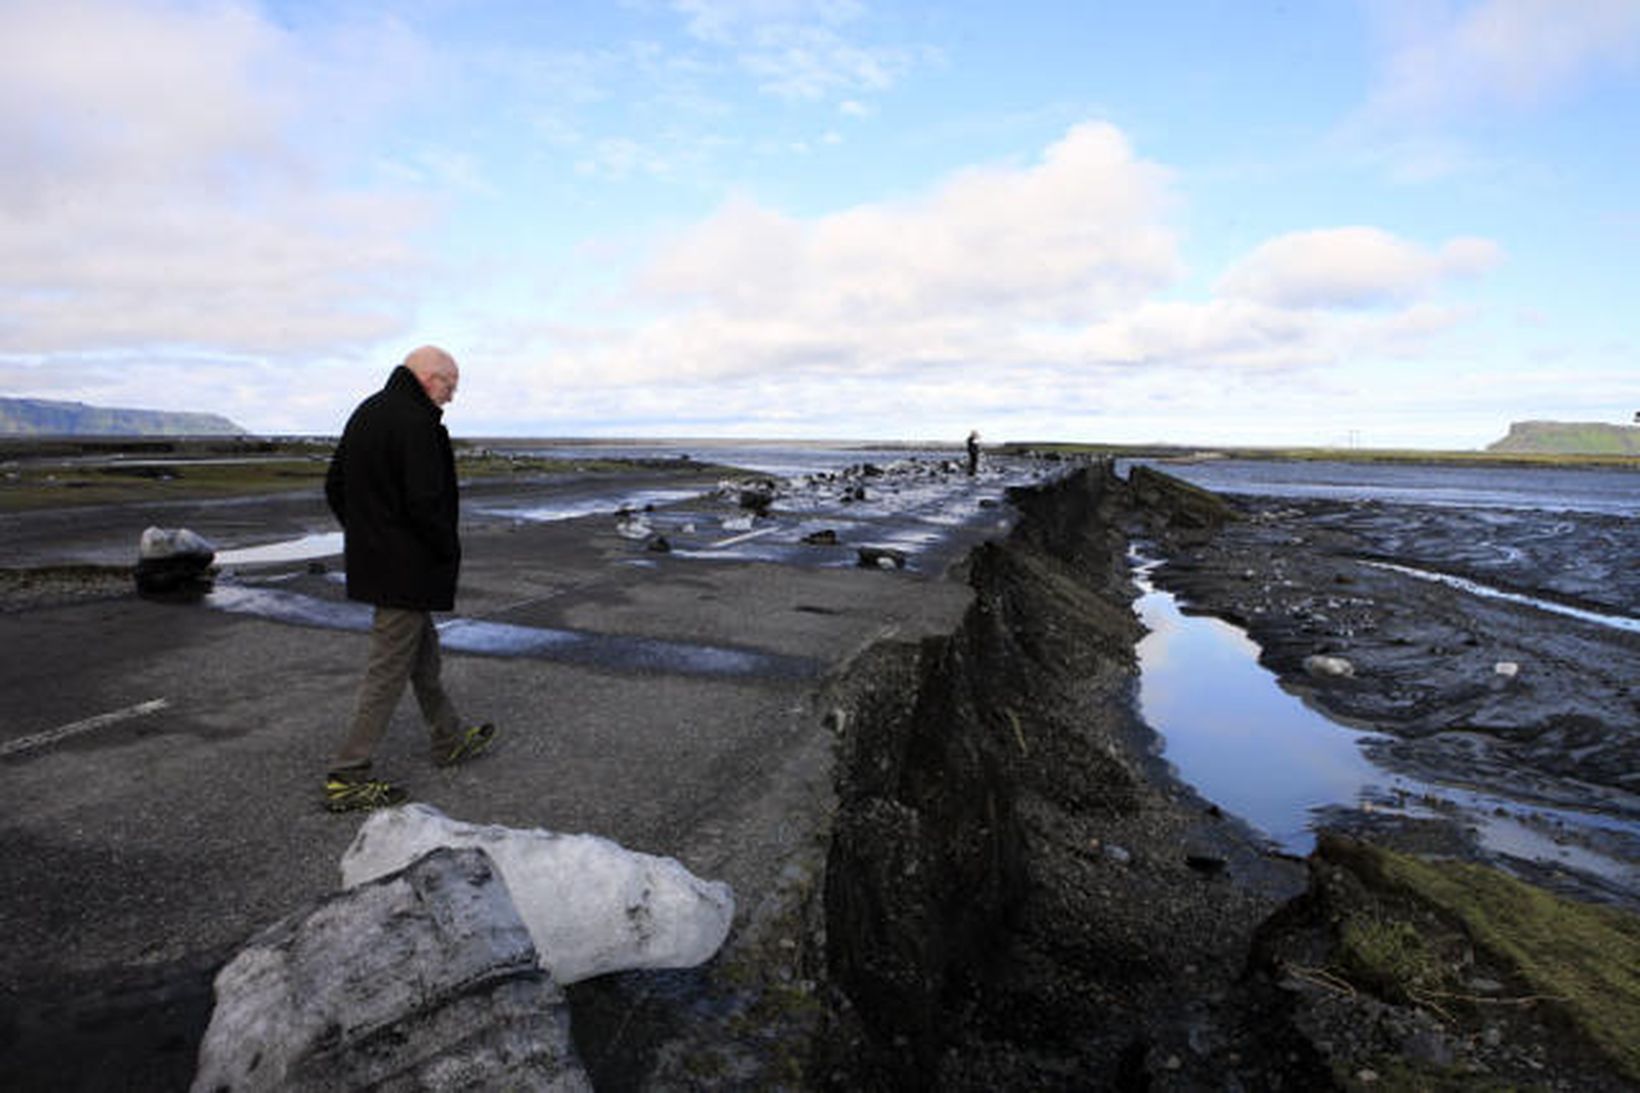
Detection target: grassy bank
<box><xmin>0</xmin><ymin>451</ymin><xmax>332</xmax><ymax>510</ymax></box>
<box><xmin>1316</xmin><ymin>836</ymin><xmax>1640</xmax><ymax>1084</ymax></box>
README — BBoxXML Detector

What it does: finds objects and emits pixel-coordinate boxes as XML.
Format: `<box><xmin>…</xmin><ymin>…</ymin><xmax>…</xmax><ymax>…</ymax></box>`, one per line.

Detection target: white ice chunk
<box><xmin>138</xmin><ymin>525</ymin><xmax>215</xmax><ymax>559</ymax></box>
<box><xmin>340</xmin><ymin>804</ymin><xmax>734</xmax><ymax>985</ymax></box>
<box><xmin>614</xmin><ymin>514</ymin><xmax>652</xmax><ymax>539</ymax></box>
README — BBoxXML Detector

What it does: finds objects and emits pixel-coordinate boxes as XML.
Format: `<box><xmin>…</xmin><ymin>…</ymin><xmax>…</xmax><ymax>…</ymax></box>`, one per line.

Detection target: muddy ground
<box><xmin>796</xmin><ymin>464</ymin><xmax>1639</xmax><ymax>1090</ymax></box>
<box><xmin>1140</xmin><ymin>473</ymin><xmax>1640</xmax><ymax>908</ymax></box>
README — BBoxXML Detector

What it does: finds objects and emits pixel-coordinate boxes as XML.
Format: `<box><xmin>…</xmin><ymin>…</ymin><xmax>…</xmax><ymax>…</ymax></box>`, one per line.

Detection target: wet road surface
<box><xmin>0</xmin><ymin>457</ymin><xmax>1040</xmax><ymax>1089</ymax></box>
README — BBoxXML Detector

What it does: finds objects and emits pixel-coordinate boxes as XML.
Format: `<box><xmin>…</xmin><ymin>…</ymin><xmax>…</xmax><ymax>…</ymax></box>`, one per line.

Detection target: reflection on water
<box><xmin>204</xmin><ymin>583</ymin><xmax>820</xmax><ymax>680</ymax></box>
<box><xmin>216</xmin><ymin>532</ymin><xmax>344</xmax><ymax>566</ymax></box>
<box><xmin>209</xmin><ymin>489</ymin><xmax>707</xmax><ymax>566</ymax></box>
<box><xmin>1134</xmin><ymin>560</ymin><xmax>1640</xmax><ymax>897</ymax></box>
<box><xmin>1365</xmin><ymin>560</ymin><xmax>1640</xmax><ymax>634</ymax></box>
<box><xmin>1136</xmin><ymin>570</ymin><xmax>1386</xmax><ymax>853</ymax></box>
<box><xmin>471</xmin><ymin>487</ymin><xmax>704</xmax><ymax>523</ymax></box>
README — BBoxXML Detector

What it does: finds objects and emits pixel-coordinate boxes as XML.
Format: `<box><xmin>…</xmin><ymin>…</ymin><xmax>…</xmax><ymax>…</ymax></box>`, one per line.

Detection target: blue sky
<box><xmin>2</xmin><ymin>0</ymin><xmax>1636</xmax><ymax>448</ymax></box>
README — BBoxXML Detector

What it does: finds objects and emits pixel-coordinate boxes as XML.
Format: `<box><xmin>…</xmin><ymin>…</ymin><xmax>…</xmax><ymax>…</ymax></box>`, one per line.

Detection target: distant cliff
<box><xmin>1486</xmin><ymin>420</ymin><xmax>1640</xmax><ymax>456</ymax></box>
<box><xmin>0</xmin><ymin>397</ymin><xmax>244</xmax><ymax>436</ymax></box>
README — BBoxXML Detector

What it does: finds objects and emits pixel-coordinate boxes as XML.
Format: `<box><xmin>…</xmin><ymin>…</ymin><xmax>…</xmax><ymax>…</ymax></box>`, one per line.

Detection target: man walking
<box><xmin>322</xmin><ymin>345</ymin><xmax>495</xmax><ymax>811</ymax></box>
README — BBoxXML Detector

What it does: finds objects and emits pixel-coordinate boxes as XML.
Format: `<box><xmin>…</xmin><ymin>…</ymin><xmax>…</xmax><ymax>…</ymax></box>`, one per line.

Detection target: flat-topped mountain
<box><xmin>0</xmin><ymin>396</ymin><xmax>243</xmax><ymax>436</ymax></box>
<box><xmin>1486</xmin><ymin>419</ymin><xmax>1640</xmax><ymax>456</ymax></box>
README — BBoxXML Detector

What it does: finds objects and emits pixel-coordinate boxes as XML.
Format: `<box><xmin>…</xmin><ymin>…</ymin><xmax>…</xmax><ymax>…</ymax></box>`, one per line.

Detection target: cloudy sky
<box><xmin>2</xmin><ymin>0</ymin><xmax>1636</xmax><ymax>447</ymax></box>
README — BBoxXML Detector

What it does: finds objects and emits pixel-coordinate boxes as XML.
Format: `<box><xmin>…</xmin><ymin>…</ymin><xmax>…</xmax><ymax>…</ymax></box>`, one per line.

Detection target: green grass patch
<box><xmin>0</xmin><ymin>458</ymin><xmax>331</xmax><ymax>510</ymax></box>
<box><xmin>1340</xmin><ymin>840</ymin><xmax>1640</xmax><ymax>1082</ymax></box>
<box><xmin>1338</xmin><ymin>915</ymin><xmax>1450</xmax><ymax>1005</ymax></box>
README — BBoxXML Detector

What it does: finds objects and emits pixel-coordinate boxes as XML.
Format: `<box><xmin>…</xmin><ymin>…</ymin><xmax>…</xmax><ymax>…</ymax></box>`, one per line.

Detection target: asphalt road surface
<box><xmin>0</xmin><ymin>463</ymin><xmax>1025</xmax><ymax>1090</ymax></box>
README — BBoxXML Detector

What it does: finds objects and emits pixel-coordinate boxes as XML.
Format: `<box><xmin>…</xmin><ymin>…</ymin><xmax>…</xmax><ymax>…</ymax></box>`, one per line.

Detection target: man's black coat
<box><xmin>325</xmin><ymin>365</ymin><xmax>460</xmax><ymax>611</ymax></box>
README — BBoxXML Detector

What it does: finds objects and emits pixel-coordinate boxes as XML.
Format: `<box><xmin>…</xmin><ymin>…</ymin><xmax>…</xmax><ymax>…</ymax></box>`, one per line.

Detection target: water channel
<box><xmin>1132</xmin><ymin>557</ymin><xmax>1640</xmax><ymax>898</ymax></box>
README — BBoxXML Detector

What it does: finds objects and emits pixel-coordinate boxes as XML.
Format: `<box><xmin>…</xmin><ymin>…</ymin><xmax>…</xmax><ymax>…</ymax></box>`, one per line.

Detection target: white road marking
<box><xmin>0</xmin><ymin>698</ymin><xmax>171</xmax><ymax>758</ymax></box>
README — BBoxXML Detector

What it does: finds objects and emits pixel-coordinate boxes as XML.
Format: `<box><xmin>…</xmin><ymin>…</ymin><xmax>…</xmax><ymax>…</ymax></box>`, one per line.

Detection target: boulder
<box><xmin>737</xmin><ymin>481</ymin><xmax>778</xmax><ymax>514</ymax></box>
<box><xmin>191</xmin><ymin>846</ymin><xmax>589</xmax><ymax>1093</ymax></box>
<box><xmin>341</xmin><ymin>804</ymin><xmax>734</xmax><ymax>985</ymax></box>
<box><xmin>134</xmin><ymin>526</ymin><xmax>215</xmax><ymax>595</ymax></box>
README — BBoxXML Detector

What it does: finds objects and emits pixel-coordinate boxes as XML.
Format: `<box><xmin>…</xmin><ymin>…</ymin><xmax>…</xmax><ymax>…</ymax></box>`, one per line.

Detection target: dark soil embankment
<box><xmin>814</xmin><ymin>464</ymin><xmax>1640</xmax><ymax>1090</ymax></box>
<box><xmin>820</xmin><ymin>464</ymin><xmax>1319</xmax><ymax>1088</ymax></box>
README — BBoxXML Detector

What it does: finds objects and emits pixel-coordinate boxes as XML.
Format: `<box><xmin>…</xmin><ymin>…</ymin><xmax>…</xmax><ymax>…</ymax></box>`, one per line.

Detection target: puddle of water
<box><xmin>1133</xmin><ymin>560</ymin><xmax>1640</xmax><ymax>895</ymax></box>
<box><xmin>207</xmin><ymin>583</ymin><xmax>369</xmax><ymax>629</ymax></box>
<box><xmin>439</xmin><ymin>617</ymin><xmax>815</xmax><ymax>677</ymax></box>
<box><xmin>206</xmin><ymin>487</ymin><xmax>706</xmax><ymax>568</ymax></box>
<box><xmin>204</xmin><ymin>582</ymin><xmax>819</xmax><ymax>680</ymax></box>
<box><xmin>473</xmin><ymin>487</ymin><xmax>704</xmax><ymax>523</ymax></box>
<box><xmin>216</xmin><ymin>532</ymin><xmax>344</xmax><ymax>566</ymax></box>
<box><xmin>1136</xmin><ymin>575</ymin><xmax>1387</xmax><ymax>853</ymax></box>
<box><xmin>1364</xmin><ymin>560</ymin><xmax>1640</xmax><ymax>634</ymax></box>
<box><xmin>1461</xmin><ymin>807</ymin><xmax>1634</xmax><ymax>879</ymax></box>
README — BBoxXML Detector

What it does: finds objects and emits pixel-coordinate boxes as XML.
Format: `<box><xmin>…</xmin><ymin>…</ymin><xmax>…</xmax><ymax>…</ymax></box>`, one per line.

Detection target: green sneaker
<box><xmin>435</xmin><ymin>722</ymin><xmax>497</xmax><ymax>768</ymax></box>
<box><xmin>324</xmin><ymin>771</ymin><xmax>408</xmax><ymax>813</ymax></box>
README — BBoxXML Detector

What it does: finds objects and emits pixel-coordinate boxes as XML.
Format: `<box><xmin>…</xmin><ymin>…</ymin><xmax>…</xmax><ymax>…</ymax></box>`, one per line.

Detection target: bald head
<box><xmin>404</xmin><ymin>345</ymin><xmax>459</xmax><ymax>406</ymax></box>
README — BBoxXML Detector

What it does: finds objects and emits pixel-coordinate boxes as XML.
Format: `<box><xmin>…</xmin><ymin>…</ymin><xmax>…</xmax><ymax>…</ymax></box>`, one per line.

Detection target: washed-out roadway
<box><xmin>0</xmin><ymin>462</ymin><xmax>1031</xmax><ymax>1090</ymax></box>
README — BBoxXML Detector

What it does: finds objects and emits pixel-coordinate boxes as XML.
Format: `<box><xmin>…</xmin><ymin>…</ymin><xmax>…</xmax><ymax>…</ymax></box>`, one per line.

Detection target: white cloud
<box><xmin>1368</xmin><ymin>0</ymin><xmax>1640</xmax><ymax>117</ymax></box>
<box><xmin>575</xmin><ymin>137</ymin><xmax>679</xmax><ymax>180</ymax></box>
<box><xmin>460</xmin><ymin>122</ymin><xmax>1508</xmax><ymax>441</ymax></box>
<box><xmin>737</xmin><ymin>28</ymin><xmax>910</xmax><ymax>100</ymax></box>
<box><xmin>0</xmin><ymin>0</ymin><xmax>433</xmax><ymax>358</ymax></box>
<box><xmin>1214</xmin><ymin>227</ymin><xmax>1503</xmax><ymax>309</ymax></box>
<box><xmin>641</xmin><ymin>122</ymin><xmax>1179</xmax><ymax>327</ymax></box>
<box><xmin>669</xmin><ymin>0</ymin><xmax>930</xmax><ymax>101</ymax></box>
<box><xmin>672</xmin><ymin>0</ymin><xmax>865</xmax><ymax>44</ymax></box>
<box><xmin>456</xmin><ymin>122</ymin><xmax>1190</xmax><ymax>429</ymax></box>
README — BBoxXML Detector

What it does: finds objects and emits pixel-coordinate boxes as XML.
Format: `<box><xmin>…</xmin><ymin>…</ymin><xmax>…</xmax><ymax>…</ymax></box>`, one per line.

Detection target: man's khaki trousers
<box><xmin>333</xmin><ymin>607</ymin><xmax>461</xmax><ymax>770</ymax></box>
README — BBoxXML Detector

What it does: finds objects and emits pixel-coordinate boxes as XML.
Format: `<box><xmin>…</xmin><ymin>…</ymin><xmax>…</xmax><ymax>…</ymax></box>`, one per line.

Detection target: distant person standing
<box><xmin>322</xmin><ymin>345</ymin><xmax>495</xmax><ymax>811</ymax></box>
<box><xmin>966</xmin><ymin>430</ymin><xmax>981</xmax><ymax>476</ymax></box>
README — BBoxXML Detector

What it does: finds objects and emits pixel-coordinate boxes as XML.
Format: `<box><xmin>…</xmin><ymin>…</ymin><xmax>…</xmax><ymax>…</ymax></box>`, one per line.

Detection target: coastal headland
<box><xmin>2</xmin><ymin>444</ymin><xmax>1637</xmax><ymax>1088</ymax></box>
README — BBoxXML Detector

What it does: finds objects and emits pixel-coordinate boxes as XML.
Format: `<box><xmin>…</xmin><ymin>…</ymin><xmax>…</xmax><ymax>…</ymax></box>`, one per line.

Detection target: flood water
<box><xmin>1134</xmin><ymin>562</ymin><xmax>1385</xmax><ymax>853</ymax></box>
<box><xmin>1133</xmin><ymin>557</ymin><xmax>1640</xmax><ymax>896</ymax></box>
<box><xmin>1127</xmin><ymin>457</ymin><xmax>1640</xmax><ymax>516</ymax></box>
